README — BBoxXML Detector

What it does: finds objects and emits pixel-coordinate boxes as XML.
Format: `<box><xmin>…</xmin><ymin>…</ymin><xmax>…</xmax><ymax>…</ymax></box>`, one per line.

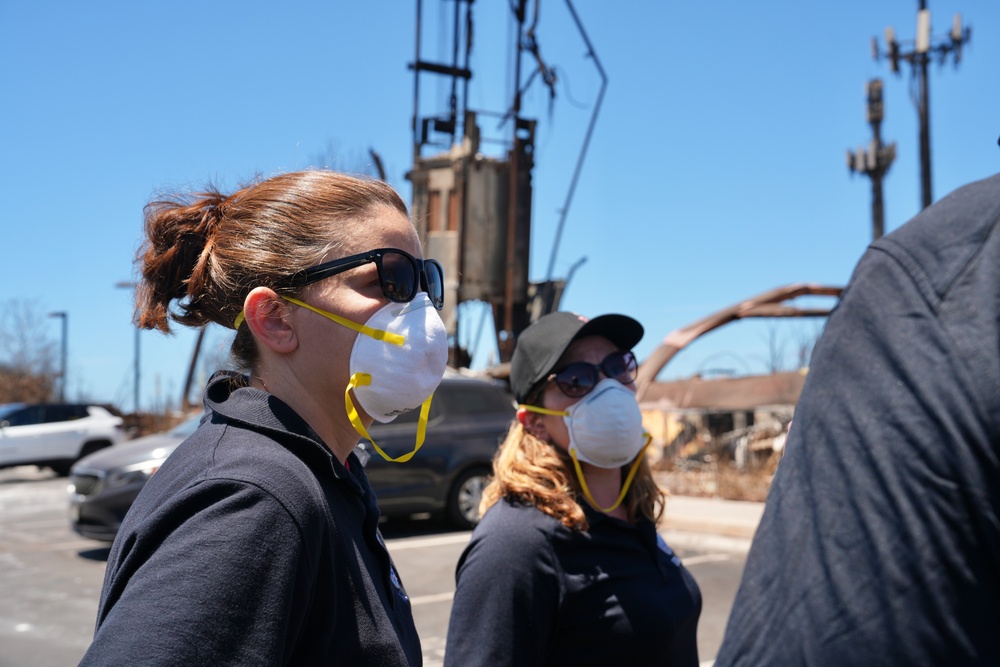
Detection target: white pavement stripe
<box><xmin>682</xmin><ymin>553</ymin><xmax>731</xmax><ymax>566</ymax></box>
<box><xmin>386</xmin><ymin>533</ymin><xmax>472</xmax><ymax>550</ymax></box>
<box><xmin>3</xmin><ymin>518</ymin><xmax>74</xmax><ymax>529</ymax></box>
<box><xmin>0</xmin><ymin>539</ymin><xmax>104</xmax><ymax>554</ymax></box>
<box><xmin>409</xmin><ymin>591</ymin><xmax>455</xmax><ymax>606</ymax></box>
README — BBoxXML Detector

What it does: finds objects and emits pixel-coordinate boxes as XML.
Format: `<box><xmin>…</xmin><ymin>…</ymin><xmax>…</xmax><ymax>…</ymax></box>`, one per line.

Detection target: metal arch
<box><xmin>635</xmin><ymin>283</ymin><xmax>844</xmax><ymax>401</ymax></box>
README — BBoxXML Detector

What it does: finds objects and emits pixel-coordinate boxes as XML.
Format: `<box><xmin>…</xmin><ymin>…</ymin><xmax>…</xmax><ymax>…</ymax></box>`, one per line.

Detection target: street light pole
<box><xmin>47</xmin><ymin>311</ymin><xmax>67</xmax><ymax>402</ymax></box>
<box><xmin>115</xmin><ymin>282</ymin><xmax>140</xmax><ymax>413</ymax></box>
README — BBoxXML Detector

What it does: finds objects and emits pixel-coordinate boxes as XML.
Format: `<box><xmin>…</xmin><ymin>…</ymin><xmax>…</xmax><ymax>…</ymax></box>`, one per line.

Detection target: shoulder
<box><xmin>455</xmin><ymin>500</ymin><xmax>567</xmax><ymax>601</ymax></box>
<box><xmin>866</xmin><ymin>172</ymin><xmax>1000</xmax><ymax>305</ymax></box>
<box><xmin>132</xmin><ymin>418</ymin><xmax>335</xmax><ymax>548</ymax></box>
<box><xmin>455</xmin><ymin>499</ymin><xmax>571</xmax><ymax>583</ymax></box>
<box><xmin>476</xmin><ymin>499</ymin><xmax>566</xmax><ymax>545</ymax></box>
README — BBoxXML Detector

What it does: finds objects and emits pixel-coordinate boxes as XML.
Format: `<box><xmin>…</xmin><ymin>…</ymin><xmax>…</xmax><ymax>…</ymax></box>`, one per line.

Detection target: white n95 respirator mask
<box><xmin>280</xmin><ymin>293</ymin><xmax>448</xmax><ymax>463</ymax></box>
<box><xmin>562</xmin><ymin>378</ymin><xmax>648</xmax><ymax>468</ymax></box>
<box><xmin>520</xmin><ymin>378</ymin><xmax>651</xmax><ymax>513</ymax></box>
<box><xmin>348</xmin><ymin>294</ymin><xmax>449</xmax><ymax>422</ymax></box>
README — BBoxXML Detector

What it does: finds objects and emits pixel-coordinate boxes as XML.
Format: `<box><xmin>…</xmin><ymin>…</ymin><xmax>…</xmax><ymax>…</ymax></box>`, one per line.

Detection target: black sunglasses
<box><xmin>546</xmin><ymin>350</ymin><xmax>638</xmax><ymax>399</ymax></box>
<box><xmin>289</xmin><ymin>247</ymin><xmax>444</xmax><ymax>310</ymax></box>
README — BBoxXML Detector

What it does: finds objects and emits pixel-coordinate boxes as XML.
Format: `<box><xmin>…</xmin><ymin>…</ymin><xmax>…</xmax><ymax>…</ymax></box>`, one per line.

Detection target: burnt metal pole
<box><xmin>544</xmin><ymin>0</ymin><xmax>607</xmax><ymax>284</ymax></box>
<box><xmin>500</xmin><ymin>0</ymin><xmax>528</xmax><ymax>362</ymax></box>
<box><xmin>847</xmin><ymin>79</ymin><xmax>896</xmax><ymax>240</ymax></box>
<box><xmin>411</xmin><ymin>0</ymin><xmax>423</xmax><ymax>162</ymax></box>
<box><xmin>873</xmin><ymin>2</ymin><xmax>970</xmax><ymax>210</ymax></box>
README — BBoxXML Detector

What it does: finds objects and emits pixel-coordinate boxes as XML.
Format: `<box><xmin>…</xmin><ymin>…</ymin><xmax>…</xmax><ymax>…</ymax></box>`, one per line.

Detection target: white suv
<box><xmin>0</xmin><ymin>403</ymin><xmax>126</xmax><ymax>476</ymax></box>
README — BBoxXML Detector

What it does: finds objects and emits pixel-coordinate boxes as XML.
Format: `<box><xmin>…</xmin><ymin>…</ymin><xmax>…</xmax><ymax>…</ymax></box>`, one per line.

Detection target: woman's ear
<box><xmin>243</xmin><ymin>287</ymin><xmax>298</xmax><ymax>354</ymax></box>
<box><xmin>517</xmin><ymin>407</ymin><xmax>550</xmax><ymax>441</ymax></box>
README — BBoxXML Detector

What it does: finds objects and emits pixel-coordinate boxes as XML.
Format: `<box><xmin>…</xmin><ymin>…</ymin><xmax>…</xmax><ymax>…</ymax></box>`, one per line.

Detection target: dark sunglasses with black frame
<box><xmin>542</xmin><ymin>350</ymin><xmax>639</xmax><ymax>399</ymax></box>
<box><xmin>288</xmin><ymin>247</ymin><xmax>444</xmax><ymax>310</ymax></box>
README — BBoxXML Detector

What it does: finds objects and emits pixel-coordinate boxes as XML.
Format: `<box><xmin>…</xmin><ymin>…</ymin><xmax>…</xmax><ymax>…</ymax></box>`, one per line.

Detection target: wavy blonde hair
<box><xmin>480</xmin><ymin>422</ymin><xmax>667</xmax><ymax>531</ymax></box>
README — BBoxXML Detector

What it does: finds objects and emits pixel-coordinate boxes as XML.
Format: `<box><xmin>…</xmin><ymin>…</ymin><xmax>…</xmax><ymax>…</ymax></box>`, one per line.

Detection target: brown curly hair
<box><xmin>480</xmin><ymin>421</ymin><xmax>667</xmax><ymax>531</ymax></box>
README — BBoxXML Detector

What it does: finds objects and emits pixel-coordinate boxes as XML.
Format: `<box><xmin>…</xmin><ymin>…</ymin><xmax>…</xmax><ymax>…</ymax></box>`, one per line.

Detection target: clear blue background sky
<box><xmin>2</xmin><ymin>1</ymin><xmax>998</xmax><ymax>413</ymax></box>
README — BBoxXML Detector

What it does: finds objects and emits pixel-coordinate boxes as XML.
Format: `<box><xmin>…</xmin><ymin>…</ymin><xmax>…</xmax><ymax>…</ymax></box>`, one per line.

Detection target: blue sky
<box><xmin>2</xmin><ymin>1</ymin><xmax>998</xmax><ymax>412</ymax></box>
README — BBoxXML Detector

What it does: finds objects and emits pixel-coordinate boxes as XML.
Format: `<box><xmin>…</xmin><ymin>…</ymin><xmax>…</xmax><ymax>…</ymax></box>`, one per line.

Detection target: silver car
<box><xmin>68</xmin><ymin>412</ymin><xmax>203</xmax><ymax>541</ymax></box>
<box><xmin>69</xmin><ymin>374</ymin><xmax>514</xmax><ymax>541</ymax></box>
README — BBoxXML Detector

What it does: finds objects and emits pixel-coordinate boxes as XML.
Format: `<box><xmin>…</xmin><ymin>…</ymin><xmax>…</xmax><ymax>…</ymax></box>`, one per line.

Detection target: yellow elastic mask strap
<box><xmin>345</xmin><ymin>372</ymin><xmax>432</xmax><ymax>463</ymax></box>
<box><xmin>518</xmin><ymin>404</ymin><xmax>569</xmax><ymax>417</ymax></box>
<box><xmin>232</xmin><ymin>296</ymin><xmax>406</xmax><ymax>345</ymax></box>
<box><xmin>282</xmin><ymin>296</ymin><xmax>405</xmax><ymax>346</ymax></box>
<box><xmin>571</xmin><ymin>433</ymin><xmax>653</xmax><ymax>514</ymax></box>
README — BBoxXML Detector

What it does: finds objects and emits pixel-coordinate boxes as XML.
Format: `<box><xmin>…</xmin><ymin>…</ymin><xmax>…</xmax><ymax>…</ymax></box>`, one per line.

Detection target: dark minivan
<box><xmin>360</xmin><ymin>373</ymin><xmax>514</xmax><ymax>528</ymax></box>
<box><xmin>69</xmin><ymin>373</ymin><xmax>514</xmax><ymax>540</ymax></box>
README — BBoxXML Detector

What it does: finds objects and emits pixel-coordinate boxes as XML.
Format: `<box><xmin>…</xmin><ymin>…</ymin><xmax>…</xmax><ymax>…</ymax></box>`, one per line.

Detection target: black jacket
<box><xmin>445</xmin><ymin>499</ymin><xmax>702</xmax><ymax>666</ymax></box>
<box><xmin>717</xmin><ymin>173</ymin><xmax>1000</xmax><ymax>665</ymax></box>
<box><xmin>81</xmin><ymin>371</ymin><xmax>421</xmax><ymax>666</ymax></box>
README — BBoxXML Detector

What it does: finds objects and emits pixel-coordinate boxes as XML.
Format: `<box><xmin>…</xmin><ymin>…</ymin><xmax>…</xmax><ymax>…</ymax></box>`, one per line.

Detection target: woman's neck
<box><xmin>253</xmin><ymin>366</ymin><xmax>364</xmax><ymax>464</ymax></box>
<box><xmin>578</xmin><ymin>463</ymin><xmax>629</xmax><ymax>521</ymax></box>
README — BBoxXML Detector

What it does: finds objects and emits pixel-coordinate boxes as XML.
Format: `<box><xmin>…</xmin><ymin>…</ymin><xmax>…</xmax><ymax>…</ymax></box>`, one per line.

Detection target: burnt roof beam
<box><xmin>408</xmin><ymin>60</ymin><xmax>473</xmax><ymax>79</ymax></box>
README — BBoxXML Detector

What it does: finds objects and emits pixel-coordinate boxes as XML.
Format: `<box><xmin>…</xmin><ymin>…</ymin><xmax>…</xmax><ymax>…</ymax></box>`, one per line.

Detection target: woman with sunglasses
<box><xmin>444</xmin><ymin>311</ymin><xmax>702</xmax><ymax>666</ymax></box>
<box><xmin>81</xmin><ymin>170</ymin><xmax>447</xmax><ymax>666</ymax></box>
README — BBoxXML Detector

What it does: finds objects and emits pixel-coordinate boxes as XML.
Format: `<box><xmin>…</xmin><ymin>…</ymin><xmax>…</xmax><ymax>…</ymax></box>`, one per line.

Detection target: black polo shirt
<box><xmin>445</xmin><ymin>498</ymin><xmax>702</xmax><ymax>666</ymax></box>
<box><xmin>717</xmin><ymin>173</ymin><xmax>1000</xmax><ymax>665</ymax></box>
<box><xmin>81</xmin><ymin>371</ymin><xmax>421</xmax><ymax>666</ymax></box>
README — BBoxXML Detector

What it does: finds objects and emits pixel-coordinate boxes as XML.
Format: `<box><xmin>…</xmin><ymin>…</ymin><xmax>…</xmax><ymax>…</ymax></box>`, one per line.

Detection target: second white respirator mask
<box><xmin>349</xmin><ymin>293</ymin><xmax>449</xmax><ymax>422</ymax></box>
<box><xmin>563</xmin><ymin>378</ymin><xmax>648</xmax><ymax>468</ymax></box>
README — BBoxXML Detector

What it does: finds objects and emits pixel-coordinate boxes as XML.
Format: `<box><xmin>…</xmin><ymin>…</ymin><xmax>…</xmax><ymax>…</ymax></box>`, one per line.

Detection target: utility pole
<box><xmin>872</xmin><ymin>2</ymin><xmax>970</xmax><ymax>210</ymax></box>
<box><xmin>47</xmin><ymin>311</ymin><xmax>67</xmax><ymax>402</ymax></box>
<box><xmin>115</xmin><ymin>282</ymin><xmax>141</xmax><ymax>413</ymax></box>
<box><xmin>847</xmin><ymin>79</ymin><xmax>896</xmax><ymax>240</ymax></box>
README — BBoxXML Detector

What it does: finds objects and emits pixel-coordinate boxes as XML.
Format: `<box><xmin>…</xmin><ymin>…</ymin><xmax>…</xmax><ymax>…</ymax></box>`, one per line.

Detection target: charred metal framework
<box><xmin>407</xmin><ymin>0</ymin><xmax>534</xmax><ymax>366</ymax></box>
<box><xmin>406</xmin><ymin>0</ymin><xmax>603</xmax><ymax>367</ymax></box>
<box><xmin>634</xmin><ymin>284</ymin><xmax>844</xmax><ymax>402</ymax></box>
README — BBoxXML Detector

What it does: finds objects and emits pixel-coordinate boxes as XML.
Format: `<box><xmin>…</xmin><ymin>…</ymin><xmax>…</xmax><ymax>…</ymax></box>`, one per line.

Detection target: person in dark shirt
<box><xmin>445</xmin><ymin>311</ymin><xmax>702</xmax><ymax>666</ymax></box>
<box><xmin>716</xmin><ymin>172</ymin><xmax>1000</xmax><ymax>665</ymax></box>
<box><xmin>80</xmin><ymin>170</ymin><xmax>449</xmax><ymax>666</ymax></box>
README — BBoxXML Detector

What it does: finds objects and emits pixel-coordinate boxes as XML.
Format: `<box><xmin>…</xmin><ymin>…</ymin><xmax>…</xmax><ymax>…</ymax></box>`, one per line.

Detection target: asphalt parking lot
<box><xmin>0</xmin><ymin>466</ymin><xmax>748</xmax><ymax>666</ymax></box>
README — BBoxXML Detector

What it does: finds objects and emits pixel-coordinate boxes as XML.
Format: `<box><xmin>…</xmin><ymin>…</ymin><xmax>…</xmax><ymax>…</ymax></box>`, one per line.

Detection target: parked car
<box><xmin>68</xmin><ymin>411</ymin><xmax>204</xmax><ymax>541</ymax></box>
<box><xmin>68</xmin><ymin>374</ymin><xmax>514</xmax><ymax>541</ymax></box>
<box><xmin>360</xmin><ymin>373</ymin><xmax>515</xmax><ymax>529</ymax></box>
<box><xmin>0</xmin><ymin>402</ymin><xmax>126</xmax><ymax>476</ymax></box>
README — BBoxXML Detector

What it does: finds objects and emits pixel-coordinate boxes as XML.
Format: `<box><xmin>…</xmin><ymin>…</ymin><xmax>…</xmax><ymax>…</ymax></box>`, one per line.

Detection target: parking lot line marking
<box><xmin>682</xmin><ymin>553</ymin><xmax>731</xmax><ymax>566</ymax></box>
<box><xmin>409</xmin><ymin>591</ymin><xmax>455</xmax><ymax>606</ymax></box>
<box><xmin>0</xmin><ymin>539</ymin><xmax>107</xmax><ymax>554</ymax></box>
<box><xmin>386</xmin><ymin>532</ymin><xmax>472</xmax><ymax>550</ymax></box>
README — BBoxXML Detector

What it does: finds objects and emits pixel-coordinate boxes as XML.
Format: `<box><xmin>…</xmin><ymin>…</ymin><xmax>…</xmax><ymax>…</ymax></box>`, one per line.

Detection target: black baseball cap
<box><xmin>510</xmin><ymin>311</ymin><xmax>644</xmax><ymax>403</ymax></box>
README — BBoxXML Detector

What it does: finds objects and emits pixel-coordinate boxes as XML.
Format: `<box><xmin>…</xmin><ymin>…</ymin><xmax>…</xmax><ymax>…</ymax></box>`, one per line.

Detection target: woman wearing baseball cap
<box><xmin>444</xmin><ymin>311</ymin><xmax>702</xmax><ymax>666</ymax></box>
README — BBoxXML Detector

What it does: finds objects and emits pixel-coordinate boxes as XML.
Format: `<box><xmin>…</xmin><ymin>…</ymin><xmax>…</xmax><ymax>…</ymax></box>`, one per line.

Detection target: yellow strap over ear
<box><xmin>232</xmin><ymin>297</ymin><xmax>408</xmax><ymax>345</ymax></box>
<box><xmin>346</xmin><ymin>372</ymin><xmax>432</xmax><ymax>463</ymax></box>
<box><xmin>571</xmin><ymin>434</ymin><xmax>652</xmax><ymax>514</ymax></box>
<box><xmin>518</xmin><ymin>404</ymin><xmax>570</xmax><ymax>417</ymax></box>
<box><xmin>283</xmin><ymin>297</ymin><xmax>405</xmax><ymax>346</ymax></box>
